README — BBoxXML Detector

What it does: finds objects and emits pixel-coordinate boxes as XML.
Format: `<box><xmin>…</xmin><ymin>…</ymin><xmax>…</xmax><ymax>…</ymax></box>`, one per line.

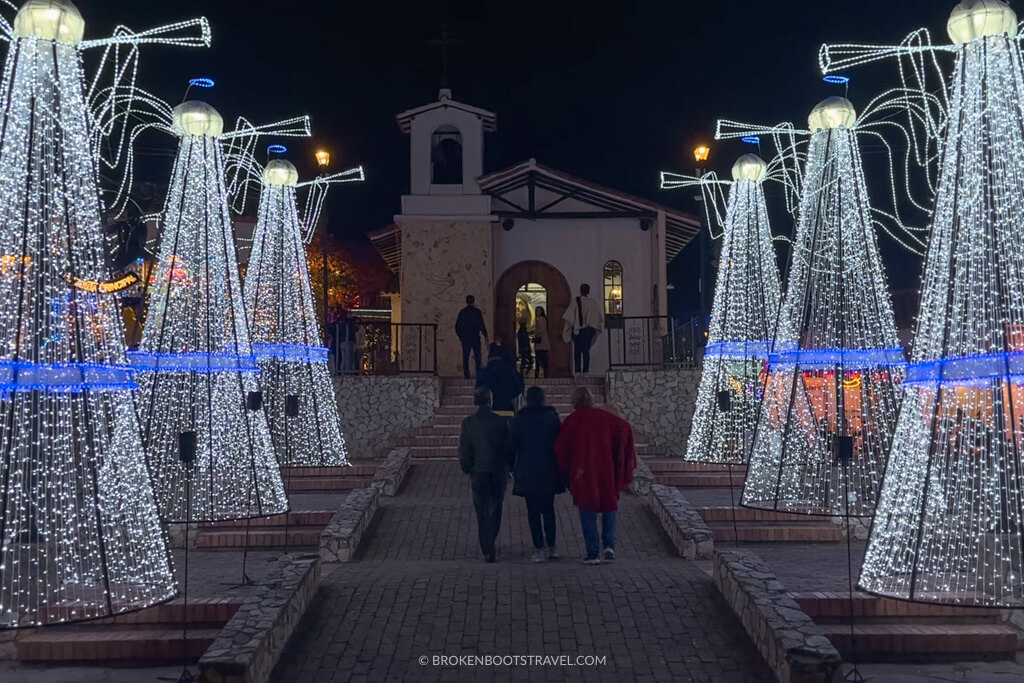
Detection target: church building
<box><xmin>371</xmin><ymin>89</ymin><xmax>699</xmax><ymax>378</ymax></box>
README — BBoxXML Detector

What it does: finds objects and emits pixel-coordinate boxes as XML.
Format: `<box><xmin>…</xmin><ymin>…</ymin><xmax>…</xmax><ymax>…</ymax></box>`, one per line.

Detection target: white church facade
<box><xmin>371</xmin><ymin>89</ymin><xmax>699</xmax><ymax>378</ymax></box>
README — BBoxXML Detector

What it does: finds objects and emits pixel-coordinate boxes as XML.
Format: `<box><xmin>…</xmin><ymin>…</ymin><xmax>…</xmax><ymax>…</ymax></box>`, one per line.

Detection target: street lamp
<box><xmin>315</xmin><ymin>149</ymin><xmax>330</xmax><ymax>337</ymax></box>
<box><xmin>693</xmin><ymin>145</ymin><xmax>711</xmax><ymax>344</ymax></box>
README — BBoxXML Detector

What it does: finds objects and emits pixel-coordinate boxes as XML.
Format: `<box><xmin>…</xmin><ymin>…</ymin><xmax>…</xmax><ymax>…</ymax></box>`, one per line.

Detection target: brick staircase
<box><xmin>194</xmin><ymin>510</ymin><xmax>334</xmax><ymax>550</ymax></box>
<box><xmin>792</xmin><ymin>591</ymin><xmax>1020</xmax><ymax>662</ymax></box>
<box><xmin>14</xmin><ymin>597</ymin><xmax>242</xmax><ymax>665</ymax></box>
<box><xmin>281</xmin><ymin>463</ymin><xmax>376</xmax><ymax>492</ymax></box>
<box><xmin>396</xmin><ymin>377</ymin><xmax>609</xmax><ymax>459</ymax></box>
<box><xmin>649</xmin><ymin>459</ymin><xmax>842</xmax><ymax>543</ymax></box>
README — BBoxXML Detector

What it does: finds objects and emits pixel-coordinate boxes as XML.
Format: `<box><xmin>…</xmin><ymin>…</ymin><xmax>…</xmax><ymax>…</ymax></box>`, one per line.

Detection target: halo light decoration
<box><xmin>823</xmin><ymin>0</ymin><xmax>1024</xmax><ymax>606</ymax></box>
<box><xmin>738</xmin><ymin>97</ymin><xmax>906</xmax><ymax>518</ymax></box>
<box><xmin>660</xmin><ymin>153</ymin><xmax>784</xmax><ymax>464</ymax></box>
<box><xmin>0</xmin><ymin>0</ymin><xmax>210</xmax><ymax>628</ymax></box>
<box><xmin>233</xmin><ymin>153</ymin><xmax>364</xmax><ymax>467</ymax></box>
<box><xmin>129</xmin><ymin>102</ymin><xmax>311</xmax><ymax>523</ymax></box>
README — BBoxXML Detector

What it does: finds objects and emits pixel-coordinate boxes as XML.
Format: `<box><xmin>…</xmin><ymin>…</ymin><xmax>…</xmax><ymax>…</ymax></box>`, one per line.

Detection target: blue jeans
<box><xmin>578</xmin><ymin>509</ymin><xmax>616</xmax><ymax>559</ymax></box>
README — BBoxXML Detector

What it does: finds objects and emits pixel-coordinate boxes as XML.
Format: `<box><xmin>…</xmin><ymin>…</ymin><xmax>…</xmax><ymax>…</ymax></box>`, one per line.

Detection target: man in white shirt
<box><xmin>562</xmin><ymin>284</ymin><xmax>603</xmax><ymax>376</ymax></box>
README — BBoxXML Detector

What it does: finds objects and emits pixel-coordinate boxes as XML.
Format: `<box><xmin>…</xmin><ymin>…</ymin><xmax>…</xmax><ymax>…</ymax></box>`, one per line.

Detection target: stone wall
<box><xmin>398</xmin><ymin>218</ymin><xmax>493</xmax><ymax>378</ymax></box>
<box><xmin>648</xmin><ymin>484</ymin><xmax>713</xmax><ymax>560</ymax></box>
<box><xmin>334</xmin><ymin>375</ymin><xmax>440</xmax><ymax>458</ymax></box>
<box><xmin>606</xmin><ymin>367</ymin><xmax>700</xmax><ymax>456</ymax></box>
<box><xmin>320</xmin><ymin>487</ymin><xmax>380</xmax><ymax>563</ymax></box>
<box><xmin>714</xmin><ymin>548</ymin><xmax>841</xmax><ymax>683</ymax></box>
<box><xmin>198</xmin><ymin>554</ymin><xmax>320</xmax><ymax>683</ymax></box>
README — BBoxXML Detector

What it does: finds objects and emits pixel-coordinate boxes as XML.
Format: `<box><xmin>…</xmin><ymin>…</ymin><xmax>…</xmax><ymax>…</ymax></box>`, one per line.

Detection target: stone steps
<box><xmin>200</xmin><ymin>510</ymin><xmax>335</xmax><ymax>529</ymax></box>
<box><xmin>697</xmin><ymin>506</ymin><xmax>825</xmax><ymax>524</ymax></box>
<box><xmin>817</xmin><ymin>623</ymin><xmax>1018</xmax><ymax>661</ymax></box>
<box><xmin>14</xmin><ymin>598</ymin><xmax>242</xmax><ymax>665</ymax></box>
<box><xmin>658</xmin><ymin>472</ymin><xmax>747</xmax><ymax>487</ymax></box>
<box><xmin>194</xmin><ymin>528</ymin><xmax>322</xmax><ymax>549</ymax></box>
<box><xmin>648</xmin><ymin>458</ymin><xmax>746</xmax><ymax>473</ymax></box>
<box><xmin>282</xmin><ymin>464</ymin><xmax>377</xmax><ymax>477</ymax></box>
<box><xmin>707</xmin><ymin>521</ymin><xmax>843</xmax><ymax>543</ymax></box>
<box><xmin>284</xmin><ymin>476</ymin><xmax>372</xmax><ymax>492</ymax></box>
<box><xmin>791</xmin><ymin>592</ymin><xmax>1004</xmax><ymax>621</ymax></box>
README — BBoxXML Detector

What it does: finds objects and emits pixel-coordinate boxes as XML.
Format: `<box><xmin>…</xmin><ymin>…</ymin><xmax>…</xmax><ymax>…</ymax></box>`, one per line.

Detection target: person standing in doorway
<box><xmin>562</xmin><ymin>284</ymin><xmax>603</xmax><ymax>376</ymax></box>
<box><xmin>554</xmin><ymin>386</ymin><xmax>636</xmax><ymax>564</ymax></box>
<box><xmin>455</xmin><ymin>295</ymin><xmax>488</xmax><ymax>379</ymax></box>
<box><xmin>335</xmin><ymin>310</ymin><xmax>357</xmax><ymax>374</ymax></box>
<box><xmin>458</xmin><ymin>386</ymin><xmax>511</xmax><ymax>563</ymax></box>
<box><xmin>507</xmin><ymin>386</ymin><xmax>563</xmax><ymax>562</ymax></box>
<box><xmin>532</xmin><ymin>306</ymin><xmax>551</xmax><ymax>379</ymax></box>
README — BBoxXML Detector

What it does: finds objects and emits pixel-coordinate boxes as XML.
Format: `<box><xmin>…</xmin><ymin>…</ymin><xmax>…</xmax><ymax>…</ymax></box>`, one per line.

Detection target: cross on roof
<box><xmin>427</xmin><ymin>26</ymin><xmax>461</xmax><ymax>89</ymax></box>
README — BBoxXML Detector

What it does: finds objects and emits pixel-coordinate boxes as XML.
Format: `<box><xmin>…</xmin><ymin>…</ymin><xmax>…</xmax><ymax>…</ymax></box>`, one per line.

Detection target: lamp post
<box><xmin>316</xmin><ymin>149</ymin><xmax>331</xmax><ymax>337</ymax></box>
<box><xmin>693</xmin><ymin>145</ymin><xmax>710</xmax><ymax>345</ymax></box>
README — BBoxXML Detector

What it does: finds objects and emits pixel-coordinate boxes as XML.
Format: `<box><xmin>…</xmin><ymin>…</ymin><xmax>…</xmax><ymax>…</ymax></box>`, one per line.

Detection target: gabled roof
<box><xmin>395</xmin><ymin>89</ymin><xmax>497</xmax><ymax>134</ymax></box>
<box><xmin>478</xmin><ymin>159</ymin><xmax>701</xmax><ymax>262</ymax></box>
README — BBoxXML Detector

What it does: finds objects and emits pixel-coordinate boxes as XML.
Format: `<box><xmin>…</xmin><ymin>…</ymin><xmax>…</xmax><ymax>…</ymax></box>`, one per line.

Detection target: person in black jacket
<box><xmin>508</xmin><ymin>387</ymin><xmax>564</xmax><ymax>562</ymax></box>
<box><xmin>459</xmin><ymin>386</ymin><xmax>511</xmax><ymax>562</ymax></box>
<box><xmin>476</xmin><ymin>353</ymin><xmax>524</xmax><ymax>413</ymax></box>
<box><xmin>455</xmin><ymin>295</ymin><xmax>488</xmax><ymax>379</ymax></box>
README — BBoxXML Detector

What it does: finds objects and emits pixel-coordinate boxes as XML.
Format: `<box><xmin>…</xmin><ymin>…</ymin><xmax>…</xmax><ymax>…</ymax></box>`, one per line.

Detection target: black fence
<box><xmin>605</xmin><ymin>315</ymin><xmax>701</xmax><ymax>368</ymax></box>
<box><xmin>335</xmin><ymin>321</ymin><xmax>438</xmax><ymax>375</ymax></box>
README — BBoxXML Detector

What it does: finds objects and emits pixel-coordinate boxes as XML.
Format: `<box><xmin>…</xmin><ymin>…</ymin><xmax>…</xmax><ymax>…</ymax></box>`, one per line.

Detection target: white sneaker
<box><xmin>603</xmin><ymin>548</ymin><xmax>615</xmax><ymax>561</ymax></box>
<box><xmin>546</xmin><ymin>545</ymin><xmax>560</xmax><ymax>560</ymax></box>
<box><xmin>530</xmin><ymin>550</ymin><xmax>546</xmax><ymax>563</ymax></box>
<box><xmin>581</xmin><ymin>556</ymin><xmax>601</xmax><ymax>566</ymax></box>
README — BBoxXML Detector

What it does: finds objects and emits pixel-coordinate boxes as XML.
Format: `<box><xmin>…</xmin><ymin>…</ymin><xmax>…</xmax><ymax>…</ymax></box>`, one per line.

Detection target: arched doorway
<box><xmin>495</xmin><ymin>261</ymin><xmax>572</xmax><ymax>377</ymax></box>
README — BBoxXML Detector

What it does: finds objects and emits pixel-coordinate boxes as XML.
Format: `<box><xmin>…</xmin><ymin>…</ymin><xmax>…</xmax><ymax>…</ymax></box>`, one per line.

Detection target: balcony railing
<box><xmin>605</xmin><ymin>315</ymin><xmax>700</xmax><ymax>369</ymax></box>
<box><xmin>338</xmin><ymin>321</ymin><xmax>437</xmax><ymax>375</ymax></box>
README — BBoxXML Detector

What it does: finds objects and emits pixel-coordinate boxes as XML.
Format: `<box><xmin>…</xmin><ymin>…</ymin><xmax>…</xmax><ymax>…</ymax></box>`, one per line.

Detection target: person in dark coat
<box><xmin>455</xmin><ymin>295</ymin><xmax>488</xmax><ymax>379</ymax></box>
<box><xmin>507</xmin><ymin>386</ymin><xmax>563</xmax><ymax>562</ymax></box>
<box><xmin>476</xmin><ymin>353</ymin><xmax>524</xmax><ymax>414</ymax></box>
<box><xmin>458</xmin><ymin>386</ymin><xmax>511</xmax><ymax>562</ymax></box>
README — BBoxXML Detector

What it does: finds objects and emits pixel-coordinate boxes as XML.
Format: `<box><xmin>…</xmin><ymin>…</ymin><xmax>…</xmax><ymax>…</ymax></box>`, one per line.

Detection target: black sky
<box><xmin>80</xmin><ymin>0</ymin><xmax>958</xmax><ymax>306</ymax></box>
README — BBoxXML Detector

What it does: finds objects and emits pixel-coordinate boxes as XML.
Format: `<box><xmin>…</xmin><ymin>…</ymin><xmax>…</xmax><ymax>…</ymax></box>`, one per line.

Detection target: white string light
<box><xmin>831</xmin><ymin>1</ymin><xmax>1024</xmax><ymax>607</ymax></box>
<box><xmin>742</xmin><ymin>97</ymin><xmax>905</xmax><ymax>518</ymax></box>
<box><xmin>0</xmin><ymin>0</ymin><xmax>212</xmax><ymax>628</ymax></box>
<box><xmin>662</xmin><ymin>154</ymin><xmax>784</xmax><ymax>464</ymax></box>
<box><xmin>237</xmin><ymin>156</ymin><xmax>363</xmax><ymax>467</ymax></box>
<box><xmin>130</xmin><ymin>103</ymin><xmax>300</xmax><ymax>523</ymax></box>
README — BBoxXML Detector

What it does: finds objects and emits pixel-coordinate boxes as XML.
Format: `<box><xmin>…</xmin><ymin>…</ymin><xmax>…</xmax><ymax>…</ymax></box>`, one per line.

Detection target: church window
<box><xmin>603</xmin><ymin>260</ymin><xmax>623</xmax><ymax>316</ymax></box>
<box><xmin>431</xmin><ymin>125</ymin><xmax>463</xmax><ymax>185</ymax></box>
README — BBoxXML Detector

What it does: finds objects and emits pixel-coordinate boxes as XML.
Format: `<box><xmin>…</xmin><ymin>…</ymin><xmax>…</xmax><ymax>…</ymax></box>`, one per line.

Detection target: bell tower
<box><xmin>393</xmin><ymin>91</ymin><xmax>497</xmax><ymax>376</ymax></box>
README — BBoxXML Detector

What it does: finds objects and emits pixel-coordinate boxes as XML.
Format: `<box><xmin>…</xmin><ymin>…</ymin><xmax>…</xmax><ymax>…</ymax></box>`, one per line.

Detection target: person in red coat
<box><xmin>554</xmin><ymin>386</ymin><xmax>637</xmax><ymax>564</ymax></box>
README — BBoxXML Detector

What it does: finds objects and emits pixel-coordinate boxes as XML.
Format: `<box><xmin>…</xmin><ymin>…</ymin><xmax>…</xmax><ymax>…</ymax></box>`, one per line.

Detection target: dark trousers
<box><xmin>461</xmin><ymin>339</ymin><xmax>482</xmax><ymax>379</ymax></box>
<box><xmin>572</xmin><ymin>326</ymin><xmax>597</xmax><ymax>374</ymax></box>
<box><xmin>471</xmin><ymin>472</ymin><xmax>507</xmax><ymax>556</ymax></box>
<box><xmin>524</xmin><ymin>493</ymin><xmax>556</xmax><ymax>549</ymax></box>
<box><xmin>534</xmin><ymin>350</ymin><xmax>549</xmax><ymax>378</ymax></box>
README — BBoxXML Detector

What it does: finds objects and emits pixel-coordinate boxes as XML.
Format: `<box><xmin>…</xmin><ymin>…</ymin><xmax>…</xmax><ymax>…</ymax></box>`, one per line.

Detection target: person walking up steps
<box><xmin>507</xmin><ymin>386</ymin><xmax>563</xmax><ymax>562</ymax></box>
<box><xmin>459</xmin><ymin>386</ymin><xmax>511</xmax><ymax>563</ymax></box>
<box><xmin>455</xmin><ymin>295</ymin><xmax>488</xmax><ymax>379</ymax></box>
<box><xmin>554</xmin><ymin>386</ymin><xmax>636</xmax><ymax>564</ymax></box>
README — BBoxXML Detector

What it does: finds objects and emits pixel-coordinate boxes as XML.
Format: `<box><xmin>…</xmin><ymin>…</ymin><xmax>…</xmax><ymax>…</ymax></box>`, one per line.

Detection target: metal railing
<box><xmin>606</xmin><ymin>315</ymin><xmax>700</xmax><ymax>368</ymax></box>
<box><xmin>341</xmin><ymin>321</ymin><xmax>438</xmax><ymax>375</ymax></box>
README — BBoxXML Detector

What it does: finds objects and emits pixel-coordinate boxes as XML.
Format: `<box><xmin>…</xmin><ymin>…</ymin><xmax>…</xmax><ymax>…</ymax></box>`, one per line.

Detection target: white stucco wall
<box><xmin>407</xmin><ymin>107</ymin><xmax>484</xmax><ymax>197</ymax></box>
<box><xmin>492</xmin><ymin>216</ymin><xmax>666</xmax><ymax>375</ymax></box>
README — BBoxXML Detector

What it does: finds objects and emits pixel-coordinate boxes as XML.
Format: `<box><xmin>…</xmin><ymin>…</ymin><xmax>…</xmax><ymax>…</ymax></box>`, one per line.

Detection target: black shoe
<box><xmin>485</xmin><ymin>553</ymin><xmax>496</xmax><ymax>563</ymax></box>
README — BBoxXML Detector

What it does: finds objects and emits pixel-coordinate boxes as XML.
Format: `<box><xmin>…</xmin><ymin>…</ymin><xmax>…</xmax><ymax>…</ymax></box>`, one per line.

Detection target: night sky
<box><xmin>81</xmin><ymin>0</ymin><xmax>958</xmax><ymax>309</ymax></box>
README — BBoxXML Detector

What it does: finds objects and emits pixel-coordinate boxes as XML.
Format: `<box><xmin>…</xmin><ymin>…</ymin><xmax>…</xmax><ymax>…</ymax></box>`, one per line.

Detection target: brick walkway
<box><xmin>271</xmin><ymin>461</ymin><xmax>774</xmax><ymax>683</ymax></box>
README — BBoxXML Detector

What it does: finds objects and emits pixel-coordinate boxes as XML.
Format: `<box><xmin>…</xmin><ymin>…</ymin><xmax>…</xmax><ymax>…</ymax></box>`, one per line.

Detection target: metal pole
<box><xmin>321</xmin><ymin>241</ymin><xmax>328</xmax><ymax>336</ymax></box>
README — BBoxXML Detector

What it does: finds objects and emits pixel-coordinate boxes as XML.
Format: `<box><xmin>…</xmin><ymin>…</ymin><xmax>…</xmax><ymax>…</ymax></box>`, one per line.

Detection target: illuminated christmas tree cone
<box><xmin>243</xmin><ymin>159</ymin><xmax>362</xmax><ymax>466</ymax></box>
<box><xmin>682</xmin><ymin>155</ymin><xmax>783</xmax><ymax>464</ymax></box>
<box><xmin>830</xmin><ymin>0</ymin><xmax>1024</xmax><ymax>606</ymax></box>
<box><xmin>0</xmin><ymin>0</ymin><xmax>210</xmax><ymax>627</ymax></box>
<box><xmin>130</xmin><ymin>101</ymin><xmax>288</xmax><ymax>523</ymax></box>
<box><xmin>741</xmin><ymin>96</ymin><xmax>905</xmax><ymax>518</ymax></box>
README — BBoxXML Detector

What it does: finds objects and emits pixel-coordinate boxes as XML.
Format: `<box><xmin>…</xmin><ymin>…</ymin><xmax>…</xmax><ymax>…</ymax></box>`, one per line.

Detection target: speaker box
<box><xmin>716</xmin><ymin>390</ymin><xmax>731</xmax><ymax>412</ymax></box>
<box><xmin>179</xmin><ymin>431</ymin><xmax>197</xmax><ymax>464</ymax></box>
<box><xmin>246</xmin><ymin>391</ymin><xmax>263</xmax><ymax>411</ymax></box>
<box><xmin>285</xmin><ymin>394</ymin><xmax>300</xmax><ymax>417</ymax></box>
